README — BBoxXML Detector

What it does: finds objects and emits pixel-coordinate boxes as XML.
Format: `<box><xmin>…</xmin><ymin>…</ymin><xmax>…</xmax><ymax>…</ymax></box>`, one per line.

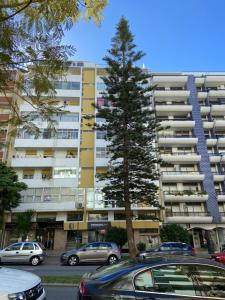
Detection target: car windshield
<box><xmin>90</xmin><ymin>260</ymin><xmax>135</xmax><ymax>280</ymax></box>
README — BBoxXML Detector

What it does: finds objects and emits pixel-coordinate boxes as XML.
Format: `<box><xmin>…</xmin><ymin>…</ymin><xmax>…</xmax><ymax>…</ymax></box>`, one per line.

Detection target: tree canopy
<box><xmin>96</xmin><ymin>17</ymin><xmax>160</xmax><ymax>258</ymax></box>
<box><xmin>160</xmin><ymin>224</ymin><xmax>190</xmax><ymax>244</ymax></box>
<box><xmin>105</xmin><ymin>226</ymin><xmax>127</xmax><ymax>248</ymax></box>
<box><xmin>15</xmin><ymin>209</ymin><xmax>34</xmax><ymax>241</ymax></box>
<box><xmin>0</xmin><ymin>0</ymin><xmax>107</xmax><ymax>138</ymax></box>
<box><xmin>0</xmin><ymin>162</ymin><xmax>27</xmax><ymax>229</ymax></box>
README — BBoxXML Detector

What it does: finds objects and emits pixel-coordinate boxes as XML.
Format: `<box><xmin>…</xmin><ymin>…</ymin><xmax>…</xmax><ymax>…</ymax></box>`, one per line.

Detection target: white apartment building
<box><xmin>153</xmin><ymin>73</ymin><xmax>225</xmax><ymax>251</ymax></box>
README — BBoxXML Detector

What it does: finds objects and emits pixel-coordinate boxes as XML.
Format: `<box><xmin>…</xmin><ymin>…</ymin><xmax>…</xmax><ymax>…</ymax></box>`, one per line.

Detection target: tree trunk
<box><xmin>123</xmin><ymin>135</ymin><xmax>137</xmax><ymax>259</ymax></box>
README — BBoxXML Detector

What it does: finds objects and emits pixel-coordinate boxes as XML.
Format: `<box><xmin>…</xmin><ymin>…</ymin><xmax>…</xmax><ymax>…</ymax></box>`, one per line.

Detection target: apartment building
<box><xmin>153</xmin><ymin>73</ymin><xmax>225</xmax><ymax>250</ymax></box>
<box><xmin>4</xmin><ymin>62</ymin><xmax>160</xmax><ymax>250</ymax></box>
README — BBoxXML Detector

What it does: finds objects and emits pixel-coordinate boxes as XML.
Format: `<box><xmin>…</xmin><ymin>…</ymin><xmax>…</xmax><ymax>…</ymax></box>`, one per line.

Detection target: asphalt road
<box><xmin>45</xmin><ymin>286</ymin><xmax>78</xmax><ymax>300</ymax></box>
<box><xmin>4</xmin><ymin>260</ymin><xmax>99</xmax><ymax>276</ymax></box>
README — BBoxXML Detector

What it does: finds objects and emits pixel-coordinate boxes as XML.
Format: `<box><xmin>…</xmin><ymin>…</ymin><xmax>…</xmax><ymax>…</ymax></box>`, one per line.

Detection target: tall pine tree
<box><xmin>97</xmin><ymin>17</ymin><xmax>160</xmax><ymax>258</ymax></box>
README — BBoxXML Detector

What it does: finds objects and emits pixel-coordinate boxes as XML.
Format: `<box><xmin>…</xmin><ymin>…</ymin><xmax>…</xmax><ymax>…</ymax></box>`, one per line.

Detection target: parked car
<box><xmin>78</xmin><ymin>256</ymin><xmax>225</xmax><ymax>299</ymax></box>
<box><xmin>60</xmin><ymin>242</ymin><xmax>121</xmax><ymax>266</ymax></box>
<box><xmin>139</xmin><ymin>242</ymin><xmax>195</xmax><ymax>259</ymax></box>
<box><xmin>0</xmin><ymin>242</ymin><xmax>45</xmax><ymax>266</ymax></box>
<box><xmin>0</xmin><ymin>266</ymin><xmax>46</xmax><ymax>299</ymax></box>
<box><xmin>211</xmin><ymin>250</ymin><xmax>225</xmax><ymax>263</ymax></box>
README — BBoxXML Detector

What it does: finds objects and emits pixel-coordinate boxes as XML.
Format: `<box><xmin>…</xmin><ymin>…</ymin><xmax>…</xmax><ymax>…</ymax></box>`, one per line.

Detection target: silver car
<box><xmin>60</xmin><ymin>242</ymin><xmax>121</xmax><ymax>266</ymax></box>
<box><xmin>0</xmin><ymin>242</ymin><xmax>45</xmax><ymax>266</ymax></box>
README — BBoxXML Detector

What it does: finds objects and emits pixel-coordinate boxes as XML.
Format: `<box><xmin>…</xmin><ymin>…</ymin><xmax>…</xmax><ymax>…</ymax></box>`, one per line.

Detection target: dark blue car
<box><xmin>78</xmin><ymin>256</ymin><xmax>225</xmax><ymax>299</ymax></box>
<box><xmin>139</xmin><ymin>242</ymin><xmax>195</xmax><ymax>259</ymax></box>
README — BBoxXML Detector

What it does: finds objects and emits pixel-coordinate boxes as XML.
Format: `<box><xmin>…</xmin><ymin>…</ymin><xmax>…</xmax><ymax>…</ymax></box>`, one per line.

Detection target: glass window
<box><xmin>149</xmin><ymin>265</ymin><xmax>197</xmax><ymax>296</ymax></box>
<box><xmin>67</xmin><ymin>213</ymin><xmax>83</xmax><ymax>221</ymax></box>
<box><xmin>53</xmin><ymin>168</ymin><xmax>77</xmax><ymax>178</ymax></box>
<box><xmin>96</xmin><ymin>147</ymin><xmax>108</xmax><ymax>158</ymax></box>
<box><xmin>135</xmin><ymin>270</ymin><xmax>154</xmax><ymax>291</ymax></box>
<box><xmin>6</xmin><ymin>243</ymin><xmax>22</xmax><ymax>251</ymax></box>
<box><xmin>193</xmin><ymin>265</ymin><xmax>225</xmax><ymax>298</ymax></box>
<box><xmin>106</xmin><ymin>273</ymin><xmax>134</xmax><ymax>291</ymax></box>
<box><xmin>97</xmin><ymin>82</ymin><xmax>106</xmax><ymax>91</ymax></box>
<box><xmin>60</xmin><ymin>114</ymin><xmax>79</xmax><ymax>122</ymax></box>
<box><xmin>85</xmin><ymin>243</ymin><xmax>99</xmax><ymax>250</ymax></box>
<box><xmin>22</xmin><ymin>243</ymin><xmax>34</xmax><ymax>250</ymax></box>
<box><xmin>54</xmin><ymin>81</ymin><xmax>80</xmax><ymax>90</ymax></box>
<box><xmin>99</xmin><ymin>243</ymin><xmax>112</xmax><ymax>249</ymax></box>
<box><xmin>57</xmin><ymin>129</ymin><xmax>78</xmax><ymax>139</ymax></box>
<box><xmin>88</xmin><ymin>213</ymin><xmax>108</xmax><ymax>221</ymax></box>
<box><xmin>96</xmin><ymin>131</ymin><xmax>107</xmax><ymax>139</ymax></box>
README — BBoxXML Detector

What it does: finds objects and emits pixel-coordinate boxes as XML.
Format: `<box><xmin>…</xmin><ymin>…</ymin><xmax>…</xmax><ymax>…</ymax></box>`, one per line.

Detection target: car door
<box><xmin>134</xmin><ymin>264</ymin><xmax>205</xmax><ymax>300</ymax></box>
<box><xmin>20</xmin><ymin>242</ymin><xmax>35</xmax><ymax>263</ymax></box>
<box><xmin>95</xmin><ymin>243</ymin><xmax>111</xmax><ymax>261</ymax></box>
<box><xmin>78</xmin><ymin>243</ymin><xmax>100</xmax><ymax>262</ymax></box>
<box><xmin>1</xmin><ymin>243</ymin><xmax>23</xmax><ymax>263</ymax></box>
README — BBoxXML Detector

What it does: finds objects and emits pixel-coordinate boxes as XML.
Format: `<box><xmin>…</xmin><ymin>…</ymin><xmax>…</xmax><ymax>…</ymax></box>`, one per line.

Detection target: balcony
<box><xmin>203</xmin><ymin>121</ymin><xmax>214</xmax><ymax>129</ymax></box>
<box><xmin>13</xmin><ymin>199</ymin><xmax>77</xmax><ymax>212</ymax></box>
<box><xmin>216</xmin><ymin>135</ymin><xmax>225</xmax><ymax>146</ymax></box>
<box><xmin>158</xmin><ymin>136</ymin><xmax>197</xmax><ymax>147</ymax></box>
<box><xmin>214</xmin><ymin>120</ymin><xmax>225</xmax><ymax>128</ymax></box>
<box><xmin>208</xmin><ymin>90</ymin><xmax>225</xmax><ymax>98</ymax></box>
<box><xmin>220</xmin><ymin>212</ymin><xmax>225</xmax><ymax>223</ymax></box>
<box><xmin>159</xmin><ymin>120</ymin><xmax>195</xmax><ymax>129</ymax></box>
<box><xmin>19</xmin><ymin>177</ymin><xmax>78</xmax><ymax>188</ymax></box>
<box><xmin>198</xmin><ymin>92</ymin><xmax>207</xmax><ymax>100</ymax></box>
<box><xmin>213</xmin><ymin>173</ymin><xmax>225</xmax><ymax>182</ymax></box>
<box><xmin>163</xmin><ymin>191</ymin><xmax>208</xmax><ymax>202</ymax></box>
<box><xmin>153</xmin><ymin>90</ymin><xmax>190</xmax><ymax>101</ymax></box>
<box><xmin>14</xmin><ymin>139</ymin><xmax>79</xmax><ymax>148</ymax></box>
<box><xmin>161</xmin><ymin>171</ymin><xmax>204</xmax><ymax>182</ymax></box>
<box><xmin>217</xmin><ymin>192</ymin><xmax>225</xmax><ymax>202</ymax></box>
<box><xmin>152</xmin><ymin>76</ymin><xmax>188</xmax><ymax>86</ymax></box>
<box><xmin>200</xmin><ymin>106</ymin><xmax>210</xmax><ymax>114</ymax></box>
<box><xmin>211</xmin><ymin>105</ymin><xmax>225</xmax><ymax>114</ymax></box>
<box><xmin>206</xmin><ymin>138</ymin><xmax>217</xmax><ymax>146</ymax></box>
<box><xmin>95</xmin><ymin>158</ymin><xmax>109</xmax><ymax>167</ymax></box>
<box><xmin>155</xmin><ymin>105</ymin><xmax>192</xmax><ymax>115</ymax></box>
<box><xmin>11</xmin><ymin>157</ymin><xmax>79</xmax><ymax>168</ymax></box>
<box><xmin>209</xmin><ymin>153</ymin><xmax>221</xmax><ymax>163</ymax></box>
<box><xmin>165</xmin><ymin>212</ymin><xmax>213</xmax><ymax>224</ymax></box>
<box><xmin>160</xmin><ymin>152</ymin><xmax>201</xmax><ymax>164</ymax></box>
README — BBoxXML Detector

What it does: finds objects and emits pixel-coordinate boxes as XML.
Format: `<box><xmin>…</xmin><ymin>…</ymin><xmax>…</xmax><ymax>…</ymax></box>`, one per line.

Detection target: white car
<box><xmin>0</xmin><ymin>267</ymin><xmax>46</xmax><ymax>300</ymax></box>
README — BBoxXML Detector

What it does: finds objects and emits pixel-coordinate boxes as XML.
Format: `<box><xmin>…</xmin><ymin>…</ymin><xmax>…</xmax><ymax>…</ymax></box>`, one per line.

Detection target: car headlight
<box><xmin>8</xmin><ymin>292</ymin><xmax>26</xmax><ymax>300</ymax></box>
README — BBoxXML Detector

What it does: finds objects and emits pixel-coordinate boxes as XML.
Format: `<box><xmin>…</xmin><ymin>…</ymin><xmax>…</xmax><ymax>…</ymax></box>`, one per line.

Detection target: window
<box><xmin>96</xmin><ymin>147</ymin><xmax>108</xmax><ymax>158</ymax></box>
<box><xmin>134</xmin><ymin>264</ymin><xmax>225</xmax><ymax>297</ymax></box>
<box><xmin>67</xmin><ymin>213</ymin><xmax>83</xmax><ymax>221</ymax></box>
<box><xmin>53</xmin><ymin>168</ymin><xmax>77</xmax><ymax>178</ymax></box>
<box><xmin>96</xmin><ymin>131</ymin><xmax>106</xmax><ymax>139</ymax></box>
<box><xmin>6</xmin><ymin>243</ymin><xmax>22</xmax><ymax>251</ymax></box>
<box><xmin>98</xmin><ymin>243</ymin><xmax>112</xmax><ymax>249</ymax></box>
<box><xmin>97</xmin><ymin>98</ymin><xmax>111</xmax><ymax>108</ymax></box>
<box><xmin>105</xmin><ymin>273</ymin><xmax>134</xmax><ymax>291</ymax></box>
<box><xmin>88</xmin><ymin>213</ymin><xmax>108</xmax><ymax>221</ymax></box>
<box><xmin>97</xmin><ymin>82</ymin><xmax>106</xmax><ymax>91</ymax></box>
<box><xmin>23</xmin><ymin>169</ymin><xmax>34</xmax><ymax>179</ymax></box>
<box><xmin>22</xmin><ymin>243</ymin><xmax>34</xmax><ymax>250</ymax></box>
<box><xmin>85</xmin><ymin>243</ymin><xmax>99</xmax><ymax>250</ymax></box>
<box><xmin>114</xmin><ymin>213</ymin><xmax>125</xmax><ymax>220</ymax></box>
<box><xmin>193</xmin><ymin>265</ymin><xmax>225</xmax><ymax>298</ymax></box>
<box><xmin>60</xmin><ymin>113</ymin><xmax>79</xmax><ymax>122</ymax></box>
<box><xmin>57</xmin><ymin>129</ymin><xmax>78</xmax><ymax>139</ymax></box>
<box><xmin>54</xmin><ymin>81</ymin><xmax>80</xmax><ymax>90</ymax></box>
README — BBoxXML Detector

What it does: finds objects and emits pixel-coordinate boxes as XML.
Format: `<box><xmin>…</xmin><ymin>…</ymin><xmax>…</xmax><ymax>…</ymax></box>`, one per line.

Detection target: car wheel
<box><xmin>108</xmin><ymin>255</ymin><xmax>118</xmax><ymax>265</ymax></box>
<box><xmin>68</xmin><ymin>255</ymin><xmax>79</xmax><ymax>266</ymax></box>
<box><xmin>30</xmin><ymin>256</ymin><xmax>40</xmax><ymax>266</ymax></box>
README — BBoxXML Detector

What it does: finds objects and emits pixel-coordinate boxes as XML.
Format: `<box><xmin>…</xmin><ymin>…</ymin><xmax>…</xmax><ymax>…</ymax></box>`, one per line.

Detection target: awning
<box><xmin>188</xmin><ymin>224</ymin><xmax>225</xmax><ymax>230</ymax></box>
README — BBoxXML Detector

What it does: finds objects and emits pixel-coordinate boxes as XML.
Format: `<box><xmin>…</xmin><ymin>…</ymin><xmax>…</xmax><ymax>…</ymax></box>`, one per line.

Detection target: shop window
<box><xmin>67</xmin><ymin>213</ymin><xmax>83</xmax><ymax>221</ymax></box>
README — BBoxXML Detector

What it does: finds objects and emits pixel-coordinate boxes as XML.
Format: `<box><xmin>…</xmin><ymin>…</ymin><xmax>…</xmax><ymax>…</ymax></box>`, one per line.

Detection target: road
<box><xmin>45</xmin><ymin>286</ymin><xmax>78</xmax><ymax>300</ymax></box>
<box><xmin>4</xmin><ymin>257</ymin><xmax>100</xmax><ymax>276</ymax></box>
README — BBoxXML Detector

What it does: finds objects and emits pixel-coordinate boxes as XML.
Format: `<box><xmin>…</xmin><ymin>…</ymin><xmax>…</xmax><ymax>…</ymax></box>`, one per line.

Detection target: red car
<box><xmin>211</xmin><ymin>251</ymin><xmax>225</xmax><ymax>263</ymax></box>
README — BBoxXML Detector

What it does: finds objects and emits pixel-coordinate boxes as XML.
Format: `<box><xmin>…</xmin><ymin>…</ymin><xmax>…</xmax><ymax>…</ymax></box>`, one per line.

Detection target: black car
<box><xmin>139</xmin><ymin>242</ymin><xmax>195</xmax><ymax>259</ymax></box>
<box><xmin>78</xmin><ymin>256</ymin><xmax>225</xmax><ymax>299</ymax></box>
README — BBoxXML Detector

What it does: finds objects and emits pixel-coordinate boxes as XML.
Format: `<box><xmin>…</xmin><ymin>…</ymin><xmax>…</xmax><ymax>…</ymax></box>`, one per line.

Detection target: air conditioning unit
<box><xmin>76</xmin><ymin>202</ymin><xmax>84</xmax><ymax>209</ymax></box>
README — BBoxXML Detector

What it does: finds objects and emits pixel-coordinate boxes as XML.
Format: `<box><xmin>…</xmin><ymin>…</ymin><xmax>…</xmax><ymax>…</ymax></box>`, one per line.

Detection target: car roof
<box><xmin>139</xmin><ymin>255</ymin><xmax>225</xmax><ymax>268</ymax></box>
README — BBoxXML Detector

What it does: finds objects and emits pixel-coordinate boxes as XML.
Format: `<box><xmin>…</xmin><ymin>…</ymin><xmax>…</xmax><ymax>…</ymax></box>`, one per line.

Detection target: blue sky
<box><xmin>63</xmin><ymin>0</ymin><xmax>225</xmax><ymax>71</ymax></box>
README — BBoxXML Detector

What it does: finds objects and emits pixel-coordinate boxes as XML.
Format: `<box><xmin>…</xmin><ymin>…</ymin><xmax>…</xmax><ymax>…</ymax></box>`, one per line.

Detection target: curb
<box><xmin>43</xmin><ymin>283</ymin><xmax>79</xmax><ymax>287</ymax></box>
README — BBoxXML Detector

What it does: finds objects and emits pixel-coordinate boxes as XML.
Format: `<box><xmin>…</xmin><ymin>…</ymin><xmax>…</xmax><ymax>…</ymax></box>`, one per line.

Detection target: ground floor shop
<box><xmin>3</xmin><ymin>220</ymin><xmax>160</xmax><ymax>251</ymax></box>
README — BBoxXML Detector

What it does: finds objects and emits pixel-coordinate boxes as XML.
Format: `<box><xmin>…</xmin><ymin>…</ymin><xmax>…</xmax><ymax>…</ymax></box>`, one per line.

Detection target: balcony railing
<box><xmin>160</xmin><ymin>152</ymin><xmax>198</xmax><ymax>156</ymax></box>
<box><xmin>166</xmin><ymin>212</ymin><xmax>210</xmax><ymax>217</ymax></box>
<box><xmin>157</xmin><ymin>117</ymin><xmax>192</xmax><ymax>121</ymax></box>
<box><xmin>159</xmin><ymin>134</ymin><xmax>194</xmax><ymax>138</ymax></box>
<box><xmin>164</xmin><ymin>191</ymin><xmax>205</xmax><ymax>196</ymax></box>
<box><xmin>161</xmin><ymin>171</ymin><xmax>201</xmax><ymax>175</ymax></box>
